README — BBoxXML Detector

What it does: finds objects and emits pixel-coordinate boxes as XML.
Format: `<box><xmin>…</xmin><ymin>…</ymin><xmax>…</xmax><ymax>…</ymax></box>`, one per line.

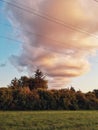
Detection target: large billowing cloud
<box><xmin>6</xmin><ymin>0</ymin><xmax>98</xmax><ymax>88</ymax></box>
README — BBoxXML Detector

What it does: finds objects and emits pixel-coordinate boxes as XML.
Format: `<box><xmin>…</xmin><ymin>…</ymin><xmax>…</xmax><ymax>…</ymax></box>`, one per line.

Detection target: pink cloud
<box><xmin>6</xmin><ymin>0</ymin><xmax>98</xmax><ymax>88</ymax></box>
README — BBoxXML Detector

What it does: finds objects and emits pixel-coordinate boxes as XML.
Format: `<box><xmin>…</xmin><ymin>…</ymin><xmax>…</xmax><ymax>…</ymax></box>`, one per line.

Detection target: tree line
<box><xmin>0</xmin><ymin>69</ymin><xmax>98</xmax><ymax>110</ymax></box>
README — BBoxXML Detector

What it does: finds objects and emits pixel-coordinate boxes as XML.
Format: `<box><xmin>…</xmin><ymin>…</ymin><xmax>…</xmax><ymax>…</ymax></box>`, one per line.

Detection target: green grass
<box><xmin>0</xmin><ymin>111</ymin><xmax>98</xmax><ymax>130</ymax></box>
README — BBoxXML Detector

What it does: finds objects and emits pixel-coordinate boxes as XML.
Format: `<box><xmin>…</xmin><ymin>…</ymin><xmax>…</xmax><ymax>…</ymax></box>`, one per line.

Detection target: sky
<box><xmin>0</xmin><ymin>0</ymin><xmax>98</xmax><ymax>92</ymax></box>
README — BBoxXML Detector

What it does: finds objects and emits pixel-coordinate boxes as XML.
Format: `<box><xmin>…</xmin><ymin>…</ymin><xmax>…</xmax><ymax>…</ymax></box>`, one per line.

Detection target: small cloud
<box><xmin>0</xmin><ymin>63</ymin><xmax>6</xmax><ymax>67</ymax></box>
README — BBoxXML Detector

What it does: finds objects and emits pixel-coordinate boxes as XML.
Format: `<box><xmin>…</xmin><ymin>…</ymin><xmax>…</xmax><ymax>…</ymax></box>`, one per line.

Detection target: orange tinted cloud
<box><xmin>6</xmin><ymin>0</ymin><xmax>98</xmax><ymax>88</ymax></box>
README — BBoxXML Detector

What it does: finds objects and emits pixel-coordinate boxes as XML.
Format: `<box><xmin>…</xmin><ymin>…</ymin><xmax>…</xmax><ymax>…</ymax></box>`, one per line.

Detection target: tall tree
<box><xmin>34</xmin><ymin>69</ymin><xmax>45</xmax><ymax>79</ymax></box>
<box><xmin>9</xmin><ymin>77</ymin><xmax>20</xmax><ymax>89</ymax></box>
<box><xmin>29</xmin><ymin>69</ymin><xmax>48</xmax><ymax>90</ymax></box>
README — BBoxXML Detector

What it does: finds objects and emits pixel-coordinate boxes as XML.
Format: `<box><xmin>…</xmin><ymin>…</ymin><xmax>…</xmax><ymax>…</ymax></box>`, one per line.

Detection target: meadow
<box><xmin>0</xmin><ymin>111</ymin><xmax>98</xmax><ymax>130</ymax></box>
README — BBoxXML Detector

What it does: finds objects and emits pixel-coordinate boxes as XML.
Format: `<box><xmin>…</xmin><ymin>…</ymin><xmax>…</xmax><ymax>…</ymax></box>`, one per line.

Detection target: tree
<box><xmin>9</xmin><ymin>77</ymin><xmax>20</xmax><ymax>89</ymax></box>
<box><xmin>34</xmin><ymin>69</ymin><xmax>45</xmax><ymax>79</ymax></box>
<box><xmin>29</xmin><ymin>69</ymin><xmax>48</xmax><ymax>90</ymax></box>
<box><xmin>8</xmin><ymin>69</ymin><xmax>48</xmax><ymax>90</ymax></box>
<box><xmin>18</xmin><ymin>76</ymin><xmax>29</xmax><ymax>88</ymax></box>
<box><xmin>93</xmin><ymin>89</ymin><xmax>98</xmax><ymax>98</ymax></box>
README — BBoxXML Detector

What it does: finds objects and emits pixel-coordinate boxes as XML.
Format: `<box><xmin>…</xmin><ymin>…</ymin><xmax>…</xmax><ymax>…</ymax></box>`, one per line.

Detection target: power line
<box><xmin>8</xmin><ymin>0</ymin><xmax>98</xmax><ymax>35</ymax></box>
<box><xmin>0</xmin><ymin>0</ymin><xmax>98</xmax><ymax>53</ymax></box>
<box><xmin>93</xmin><ymin>0</ymin><xmax>98</xmax><ymax>2</ymax></box>
<box><xmin>1</xmin><ymin>21</ymin><xmax>98</xmax><ymax>53</ymax></box>
<box><xmin>0</xmin><ymin>35</ymin><xmax>70</xmax><ymax>56</ymax></box>
<box><xmin>0</xmin><ymin>35</ymin><xmax>23</xmax><ymax>43</ymax></box>
<box><xmin>0</xmin><ymin>0</ymin><xmax>98</xmax><ymax>55</ymax></box>
<box><xmin>0</xmin><ymin>34</ymin><xmax>76</xmax><ymax>56</ymax></box>
<box><xmin>0</xmin><ymin>0</ymin><xmax>98</xmax><ymax>39</ymax></box>
<box><xmin>0</xmin><ymin>22</ymin><xmax>74</xmax><ymax>47</ymax></box>
<box><xmin>0</xmin><ymin>33</ymin><xmax>98</xmax><ymax>63</ymax></box>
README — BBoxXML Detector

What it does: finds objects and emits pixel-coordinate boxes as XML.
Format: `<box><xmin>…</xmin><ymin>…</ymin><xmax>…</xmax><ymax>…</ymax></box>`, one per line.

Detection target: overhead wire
<box><xmin>93</xmin><ymin>0</ymin><xmax>98</xmax><ymax>2</ymax></box>
<box><xmin>0</xmin><ymin>35</ymin><xmax>25</xmax><ymax>44</ymax></box>
<box><xmin>1</xmin><ymin>34</ymin><xmax>98</xmax><ymax>64</ymax></box>
<box><xmin>0</xmin><ymin>0</ymin><xmax>98</xmax><ymax>54</ymax></box>
<box><xmin>0</xmin><ymin>0</ymin><xmax>98</xmax><ymax>39</ymax></box>
<box><xmin>0</xmin><ymin>22</ymin><xmax>77</xmax><ymax>48</ymax></box>
<box><xmin>0</xmin><ymin>35</ymin><xmax>75</xmax><ymax>57</ymax></box>
<box><xmin>7</xmin><ymin>0</ymin><xmax>98</xmax><ymax>37</ymax></box>
<box><xmin>0</xmin><ymin>21</ymin><xmax>98</xmax><ymax>53</ymax></box>
<box><xmin>0</xmin><ymin>0</ymin><xmax>98</xmax><ymax>63</ymax></box>
<box><xmin>0</xmin><ymin>0</ymin><xmax>98</xmax><ymax>52</ymax></box>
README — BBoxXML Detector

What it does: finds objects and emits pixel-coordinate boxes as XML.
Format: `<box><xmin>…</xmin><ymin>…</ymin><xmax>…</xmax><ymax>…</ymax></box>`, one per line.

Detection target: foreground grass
<box><xmin>0</xmin><ymin>111</ymin><xmax>98</xmax><ymax>130</ymax></box>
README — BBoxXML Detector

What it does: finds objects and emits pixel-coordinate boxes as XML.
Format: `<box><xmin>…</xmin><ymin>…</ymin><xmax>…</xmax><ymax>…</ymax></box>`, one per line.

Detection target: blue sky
<box><xmin>0</xmin><ymin>0</ymin><xmax>98</xmax><ymax>92</ymax></box>
<box><xmin>0</xmin><ymin>2</ymin><xmax>28</xmax><ymax>87</ymax></box>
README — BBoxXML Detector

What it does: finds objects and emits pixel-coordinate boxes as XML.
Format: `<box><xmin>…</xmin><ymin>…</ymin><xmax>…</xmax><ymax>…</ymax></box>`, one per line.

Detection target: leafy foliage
<box><xmin>1</xmin><ymin>69</ymin><xmax>98</xmax><ymax>110</ymax></box>
<box><xmin>9</xmin><ymin>69</ymin><xmax>48</xmax><ymax>90</ymax></box>
<box><xmin>0</xmin><ymin>87</ymin><xmax>98</xmax><ymax>110</ymax></box>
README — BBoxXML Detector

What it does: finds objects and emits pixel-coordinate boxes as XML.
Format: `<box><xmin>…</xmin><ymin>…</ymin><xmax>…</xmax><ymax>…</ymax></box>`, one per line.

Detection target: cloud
<box><xmin>6</xmin><ymin>0</ymin><xmax>98</xmax><ymax>88</ymax></box>
<box><xmin>0</xmin><ymin>63</ymin><xmax>6</xmax><ymax>68</ymax></box>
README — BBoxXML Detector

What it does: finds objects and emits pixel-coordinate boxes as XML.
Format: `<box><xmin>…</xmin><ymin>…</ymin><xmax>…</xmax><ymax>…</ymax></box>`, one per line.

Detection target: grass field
<box><xmin>0</xmin><ymin>111</ymin><xmax>98</xmax><ymax>130</ymax></box>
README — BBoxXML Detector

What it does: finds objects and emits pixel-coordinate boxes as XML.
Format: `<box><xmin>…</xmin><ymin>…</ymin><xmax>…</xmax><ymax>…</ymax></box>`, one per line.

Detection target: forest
<box><xmin>0</xmin><ymin>69</ymin><xmax>98</xmax><ymax>110</ymax></box>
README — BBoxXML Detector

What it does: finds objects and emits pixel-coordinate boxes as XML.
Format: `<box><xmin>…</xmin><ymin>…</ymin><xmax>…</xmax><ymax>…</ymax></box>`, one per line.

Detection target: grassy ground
<box><xmin>0</xmin><ymin>111</ymin><xmax>98</xmax><ymax>130</ymax></box>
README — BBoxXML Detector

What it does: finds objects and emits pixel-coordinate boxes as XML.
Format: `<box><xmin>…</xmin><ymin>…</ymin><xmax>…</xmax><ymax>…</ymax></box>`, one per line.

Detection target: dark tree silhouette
<box><xmin>9</xmin><ymin>69</ymin><xmax>48</xmax><ymax>90</ymax></box>
<box><xmin>9</xmin><ymin>77</ymin><xmax>20</xmax><ymax>89</ymax></box>
<box><xmin>29</xmin><ymin>69</ymin><xmax>48</xmax><ymax>90</ymax></box>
